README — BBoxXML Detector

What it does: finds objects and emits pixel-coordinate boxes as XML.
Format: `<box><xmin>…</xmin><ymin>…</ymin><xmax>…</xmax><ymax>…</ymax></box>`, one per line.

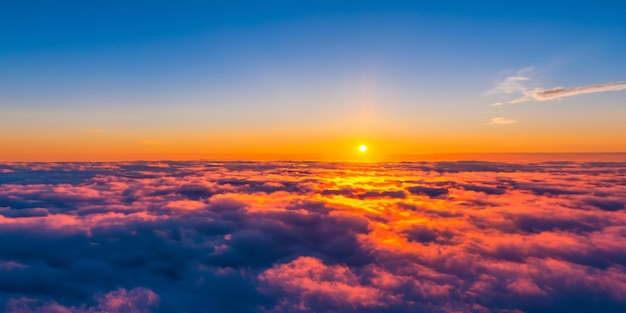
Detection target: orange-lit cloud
<box><xmin>0</xmin><ymin>160</ymin><xmax>625</xmax><ymax>312</ymax></box>
<box><xmin>484</xmin><ymin>117</ymin><xmax>517</xmax><ymax>125</ymax></box>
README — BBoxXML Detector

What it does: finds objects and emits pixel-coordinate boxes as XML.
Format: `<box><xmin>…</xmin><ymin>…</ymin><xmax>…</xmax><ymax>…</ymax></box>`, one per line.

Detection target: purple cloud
<box><xmin>0</xmin><ymin>160</ymin><xmax>625</xmax><ymax>312</ymax></box>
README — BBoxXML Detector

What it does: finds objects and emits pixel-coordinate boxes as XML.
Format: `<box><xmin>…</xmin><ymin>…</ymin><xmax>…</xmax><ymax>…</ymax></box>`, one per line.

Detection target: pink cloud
<box><xmin>259</xmin><ymin>256</ymin><xmax>388</xmax><ymax>310</ymax></box>
<box><xmin>0</xmin><ymin>160</ymin><xmax>624</xmax><ymax>312</ymax></box>
<box><xmin>5</xmin><ymin>288</ymin><xmax>158</xmax><ymax>313</ymax></box>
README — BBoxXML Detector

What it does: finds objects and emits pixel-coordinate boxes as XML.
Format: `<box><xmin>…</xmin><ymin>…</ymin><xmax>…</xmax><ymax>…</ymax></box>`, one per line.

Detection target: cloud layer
<box><xmin>0</xmin><ymin>160</ymin><xmax>625</xmax><ymax>312</ymax></box>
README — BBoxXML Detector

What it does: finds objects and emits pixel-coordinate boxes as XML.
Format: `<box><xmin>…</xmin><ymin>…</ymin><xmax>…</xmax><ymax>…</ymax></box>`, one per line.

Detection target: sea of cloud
<box><xmin>0</xmin><ymin>160</ymin><xmax>625</xmax><ymax>313</ymax></box>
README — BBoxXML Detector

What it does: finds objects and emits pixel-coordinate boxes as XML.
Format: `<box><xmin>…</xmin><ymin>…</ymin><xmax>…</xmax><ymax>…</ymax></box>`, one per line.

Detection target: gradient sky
<box><xmin>1</xmin><ymin>0</ymin><xmax>625</xmax><ymax>160</ymax></box>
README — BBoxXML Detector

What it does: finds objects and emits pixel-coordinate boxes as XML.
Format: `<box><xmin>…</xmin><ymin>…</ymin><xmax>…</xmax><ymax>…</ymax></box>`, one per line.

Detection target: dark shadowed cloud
<box><xmin>0</xmin><ymin>160</ymin><xmax>625</xmax><ymax>312</ymax></box>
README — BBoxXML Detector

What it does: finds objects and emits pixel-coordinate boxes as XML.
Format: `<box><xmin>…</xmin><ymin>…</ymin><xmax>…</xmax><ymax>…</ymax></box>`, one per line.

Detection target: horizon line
<box><xmin>2</xmin><ymin>152</ymin><xmax>626</xmax><ymax>163</ymax></box>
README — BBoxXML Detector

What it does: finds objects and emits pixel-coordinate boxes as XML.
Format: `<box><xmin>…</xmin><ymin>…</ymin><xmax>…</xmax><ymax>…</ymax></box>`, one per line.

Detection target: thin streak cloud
<box><xmin>486</xmin><ymin>75</ymin><xmax>530</xmax><ymax>95</ymax></box>
<box><xmin>485</xmin><ymin>117</ymin><xmax>517</xmax><ymax>125</ymax></box>
<box><xmin>511</xmin><ymin>81</ymin><xmax>626</xmax><ymax>103</ymax></box>
<box><xmin>491</xmin><ymin>79</ymin><xmax>626</xmax><ymax>106</ymax></box>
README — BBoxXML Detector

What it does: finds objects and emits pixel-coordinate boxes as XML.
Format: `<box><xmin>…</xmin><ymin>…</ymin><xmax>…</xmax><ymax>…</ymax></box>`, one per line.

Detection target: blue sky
<box><xmin>1</xmin><ymin>1</ymin><xmax>625</xmax><ymax>159</ymax></box>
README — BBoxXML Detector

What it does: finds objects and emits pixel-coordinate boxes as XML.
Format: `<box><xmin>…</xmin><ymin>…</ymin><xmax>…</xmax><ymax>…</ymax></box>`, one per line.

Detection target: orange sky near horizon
<box><xmin>2</xmin><ymin>130</ymin><xmax>626</xmax><ymax>163</ymax></box>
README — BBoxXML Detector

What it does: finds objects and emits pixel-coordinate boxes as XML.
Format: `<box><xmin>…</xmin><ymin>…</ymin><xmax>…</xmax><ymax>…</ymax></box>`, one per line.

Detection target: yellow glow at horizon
<box><xmin>2</xmin><ymin>126</ymin><xmax>626</xmax><ymax>162</ymax></box>
<box><xmin>359</xmin><ymin>145</ymin><xmax>367</xmax><ymax>153</ymax></box>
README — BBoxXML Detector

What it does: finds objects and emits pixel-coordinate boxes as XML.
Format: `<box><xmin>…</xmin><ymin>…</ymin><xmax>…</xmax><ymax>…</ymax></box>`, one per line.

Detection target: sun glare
<box><xmin>359</xmin><ymin>145</ymin><xmax>367</xmax><ymax>153</ymax></box>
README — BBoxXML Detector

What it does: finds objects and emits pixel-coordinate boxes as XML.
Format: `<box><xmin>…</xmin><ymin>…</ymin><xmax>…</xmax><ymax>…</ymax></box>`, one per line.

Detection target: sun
<box><xmin>359</xmin><ymin>144</ymin><xmax>367</xmax><ymax>153</ymax></box>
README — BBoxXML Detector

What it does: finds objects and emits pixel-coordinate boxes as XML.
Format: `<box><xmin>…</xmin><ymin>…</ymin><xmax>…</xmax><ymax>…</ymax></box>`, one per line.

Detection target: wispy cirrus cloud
<box><xmin>488</xmin><ymin>68</ymin><xmax>626</xmax><ymax>106</ymax></box>
<box><xmin>508</xmin><ymin>81</ymin><xmax>626</xmax><ymax>104</ymax></box>
<box><xmin>487</xmin><ymin>76</ymin><xmax>530</xmax><ymax>96</ymax></box>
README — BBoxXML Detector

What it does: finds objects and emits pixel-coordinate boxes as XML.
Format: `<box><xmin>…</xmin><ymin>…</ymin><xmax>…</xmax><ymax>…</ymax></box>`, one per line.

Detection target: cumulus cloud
<box><xmin>5</xmin><ymin>288</ymin><xmax>158</xmax><ymax>313</ymax></box>
<box><xmin>0</xmin><ymin>160</ymin><xmax>625</xmax><ymax>312</ymax></box>
<box><xmin>485</xmin><ymin>117</ymin><xmax>517</xmax><ymax>125</ymax></box>
<box><xmin>258</xmin><ymin>256</ymin><xmax>388</xmax><ymax>311</ymax></box>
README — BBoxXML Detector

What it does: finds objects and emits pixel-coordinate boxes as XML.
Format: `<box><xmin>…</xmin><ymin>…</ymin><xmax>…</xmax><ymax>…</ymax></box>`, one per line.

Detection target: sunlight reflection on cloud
<box><xmin>0</xmin><ymin>161</ymin><xmax>625</xmax><ymax>312</ymax></box>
